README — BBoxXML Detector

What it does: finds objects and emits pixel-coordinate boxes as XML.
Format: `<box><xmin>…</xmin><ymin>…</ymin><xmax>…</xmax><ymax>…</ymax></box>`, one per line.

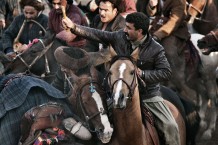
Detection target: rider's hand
<box><xmin>62</xmin><ymin>17</ymin><xmax>75</xmax><ymax>30</ymax></box>
<box><xmin>137</xmin><ymin>68</ymin><xmax>144</xmax><ymax>77</ymax></box>
<box><xmin>0</xmin><ymin>18</ymin><xmax>6</xmax><ymax>29</ymax></box>
<box><xmin>6</xmin><ymin>52</ymin><xmax>16</xmax><ymax>60</ymax></box>
<box><xmin>149</xmin><ymin>0</ymin><xmax>158</xmax><ymax>7</ymax></box>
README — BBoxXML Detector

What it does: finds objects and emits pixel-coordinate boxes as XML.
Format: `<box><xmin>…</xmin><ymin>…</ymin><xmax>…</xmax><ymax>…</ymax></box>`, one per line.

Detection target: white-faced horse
<box><xmin>105</xmin><ymin>47</ymin><xmax>186</xmax><ymax>145</ymax></box>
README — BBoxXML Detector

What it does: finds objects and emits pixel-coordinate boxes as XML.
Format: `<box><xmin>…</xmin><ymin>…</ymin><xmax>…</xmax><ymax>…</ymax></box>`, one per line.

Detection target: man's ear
<box><xmin>113</xmin><ymin>8</ymin><xmax>118</xmax><ymax>15</ymax></box>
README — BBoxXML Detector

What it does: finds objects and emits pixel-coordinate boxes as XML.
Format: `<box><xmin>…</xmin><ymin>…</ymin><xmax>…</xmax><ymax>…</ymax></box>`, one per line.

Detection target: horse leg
<box><xmin>200</xmin><ymin>79</ymin><xmax>217</xmax><ymax>140</ymax></box>
<box><xmin>164</xmin><ymin>100</ymin><xmax>186</xmax><ymax>145</ymax></box>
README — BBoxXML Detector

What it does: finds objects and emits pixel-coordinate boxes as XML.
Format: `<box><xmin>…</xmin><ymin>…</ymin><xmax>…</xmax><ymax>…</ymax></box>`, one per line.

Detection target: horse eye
<box><xmin>130</xmin><ymin>70</ymin><xmax>134</xmax><ymax>75</ymax></box>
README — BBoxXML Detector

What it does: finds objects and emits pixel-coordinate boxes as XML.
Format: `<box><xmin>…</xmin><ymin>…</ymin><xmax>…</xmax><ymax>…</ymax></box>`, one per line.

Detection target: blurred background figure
<box><xmin>2</xmin><ymin>0</ymin><xmax>48</xmax><ymax>59</ymax></box>
<box><xmin>47</xmin><ymin>0</ymin><xmax>88</xmax><ymax>47</ymax></box>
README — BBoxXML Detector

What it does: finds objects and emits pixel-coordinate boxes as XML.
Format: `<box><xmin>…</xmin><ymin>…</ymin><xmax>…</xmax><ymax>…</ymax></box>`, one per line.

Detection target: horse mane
<box><xmin>109</xmin><ymin>55</ymin><xmax>135</xmax><ymax>66</ymax></box>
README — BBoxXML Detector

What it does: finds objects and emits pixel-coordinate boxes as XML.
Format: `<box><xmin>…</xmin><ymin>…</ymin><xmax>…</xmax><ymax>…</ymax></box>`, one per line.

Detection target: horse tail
<box><xmin>180</xmin><ymin>96</ymin><xmax>201</xmax><ymax>145</ymax></box>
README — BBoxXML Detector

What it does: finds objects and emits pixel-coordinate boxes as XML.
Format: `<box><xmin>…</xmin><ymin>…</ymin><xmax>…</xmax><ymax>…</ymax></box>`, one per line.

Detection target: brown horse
<box><xmin>186</xmin><ymin>0</ymin><xmax>218</xmax><ymax>34</ymax></box>
<box><xmin>65</xmin><ymin>65</ymin><xmax>113</xmax><ymax>145</ymax></box>
<box><xmin>105</xmin><ymin>47</ymin><xmax>186</xmax><ymax>145</ymax></box>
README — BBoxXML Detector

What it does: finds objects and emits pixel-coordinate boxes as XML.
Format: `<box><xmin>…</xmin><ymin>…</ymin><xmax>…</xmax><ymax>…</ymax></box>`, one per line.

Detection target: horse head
<box><xmin>106</xmin><ymin>47</ymin><xmax>139</xmax><ymax>109</ymax></box>
<box><xmin>3</xmin><ymin>31</ymin><xmax>56</xmax><ymax>82</ymax></box>
<box><xmin>197</xmin><ymin>28</ymin><xmax>218</xmax><ymax>55</ymax></box>
<box><xmin>67</xmin><ymin>66</ymin><xmax>113</xmax><ymax>143</ymax></box>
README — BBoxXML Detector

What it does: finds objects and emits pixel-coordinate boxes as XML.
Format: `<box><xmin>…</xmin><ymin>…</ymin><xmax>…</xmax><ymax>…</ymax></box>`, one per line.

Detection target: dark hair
<box><xmin>126</xmin><ymin>12</ymin><xmax>150</xmax><ymax>35</ymax></box>
<box><xmin>48</xmin><ymin>0</ymin><xmax>73</xmax><ymax>5</ymax></box>
<box><xmin>96</xmin><ymin>0</ymin><xmax>122</xmax><ymax>12</ymax></box>
<box><xmin>20</xmin><ymin>0</ymin><xmax>45</xmax><ymax>11</ymax></box>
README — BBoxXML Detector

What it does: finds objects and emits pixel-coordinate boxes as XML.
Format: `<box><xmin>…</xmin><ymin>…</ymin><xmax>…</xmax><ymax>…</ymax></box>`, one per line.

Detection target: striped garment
<box><xmin>0</xmin><ymin>74</ymin><xmax>74</xmax><ymax>145</ymax></box>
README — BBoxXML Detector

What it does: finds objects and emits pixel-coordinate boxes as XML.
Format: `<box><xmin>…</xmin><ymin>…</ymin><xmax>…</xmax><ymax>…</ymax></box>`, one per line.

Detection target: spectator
<box><xmin>47</xmin><ymin>0</ymin><xmax>88</xmax><ymax>47</ymax></box>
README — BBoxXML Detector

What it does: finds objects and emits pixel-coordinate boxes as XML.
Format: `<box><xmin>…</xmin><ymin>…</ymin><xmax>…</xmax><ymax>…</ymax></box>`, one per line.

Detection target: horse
<box><xmin>63</xmin><ymin>64</ymin><xmax>113</xmax><ymax>145</ymax></box>
<box><xmin>186</xmin><ymin>0</ymin><xmax>218</xmax><ymax>35</ymax></box>
<box><xmin>189</xmin><ymin>32</ymin><xmax>218</xmax><ymax>141</ymax></box>
<box><xmin>0</xmin><ymin>30</ymin><xmax>59</xmax><ymax>83</ymax></box>
<box><xmin>197</xmin><ymin>27</ymin><xmax>218</xmax><ymax>54</ymax></box>
<box><xmin>105</xmin><ymin>47</ymin><xmax>187</xmax><ymax>145</ymax></box>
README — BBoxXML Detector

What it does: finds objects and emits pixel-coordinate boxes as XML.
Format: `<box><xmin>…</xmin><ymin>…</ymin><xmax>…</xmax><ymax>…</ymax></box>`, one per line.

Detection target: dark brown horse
<box><xmin>186</xmin><ymin>0</ymin><xmax>218</xmax><ymax>34</ymax></box>
<box><xmin>65</xmin><ymin>65</ymin><xmax>113</xmax><ymax>145</ymax></box>
<box><xmin>197</xmin><ymin>27</ymin><xmax>218</xmax><ymax>54</ymax></box>
<box><xmin>1</xmin><ymin>31</ymin><xmax>58</xmax><ymax>83</ymax></box>
<box><xmin>105</xmin><ymin>47</ymin><xmax>186</xmax><ymax>145</ymax></box>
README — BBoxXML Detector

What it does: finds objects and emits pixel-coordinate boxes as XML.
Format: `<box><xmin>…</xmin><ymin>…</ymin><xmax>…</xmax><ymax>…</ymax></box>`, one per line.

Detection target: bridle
<box><xmin>66</xmin><ymin>76</ymin><xmax>107</xmax><ymax>133</ymax></box>
<box><xmin>209</xmin><ymin>30</ymin><xmax>218</xmax><ymax>43</ymax></box>
<box><xmin>4</xmin><ymin>39</ymin><xmax>54</xmax><ymax>78</ymax></box>
<box><xmin>105</xmin><ymin>56</ymin><xmax>138</xmax><ymax>101</ymax></box>
<box><xmin>186</xmin><ymin>0</ymin><xmax>208</xmax><ymax>20</ymax></box>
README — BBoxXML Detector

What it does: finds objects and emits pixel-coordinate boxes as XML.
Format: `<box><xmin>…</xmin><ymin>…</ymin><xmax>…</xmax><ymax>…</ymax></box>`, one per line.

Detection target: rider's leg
<box><xmin>143</xmin><ymin>96</ymin><xmax>181</xmax><ymax>145</ymax></box>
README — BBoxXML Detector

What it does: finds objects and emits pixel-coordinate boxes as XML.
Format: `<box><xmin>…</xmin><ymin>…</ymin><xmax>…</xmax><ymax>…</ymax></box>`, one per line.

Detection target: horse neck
<box><xmin>112</xmin><ymin>87</ymin><xmax>146</xmax><ymax>145</ymax></box>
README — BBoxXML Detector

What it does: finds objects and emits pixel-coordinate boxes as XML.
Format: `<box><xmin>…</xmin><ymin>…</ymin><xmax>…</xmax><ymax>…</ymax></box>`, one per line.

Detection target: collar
<box><xmin>131</xmin><ymin>35</ymin><xmax>147</xmax><ymax>50</ymax></box>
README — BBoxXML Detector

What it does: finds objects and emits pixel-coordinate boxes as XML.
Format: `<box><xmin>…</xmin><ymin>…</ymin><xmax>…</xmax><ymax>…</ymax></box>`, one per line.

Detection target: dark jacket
<box><xmin>2</xmin><ymin>13</ymin><xmax>48</xmax><ymax>53</ymax></box>
<box><xmin>146</xmin><ymin>0</ymin><xmax>190</xmax><ymax>40</ymax></box>
<box><xmin>72</xmin><ymin>25</ymin><xmax>172</xmax><ymax>99</ymax></box>
<box><xmin>85</xmin><ymin>13</ymin><xmax>125</xmax><ymax>52</ymax></box>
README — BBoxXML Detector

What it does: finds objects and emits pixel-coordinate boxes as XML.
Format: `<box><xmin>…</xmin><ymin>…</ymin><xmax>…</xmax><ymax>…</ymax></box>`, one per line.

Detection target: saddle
<box><xmin>19</xmin><ymin>102</ymin><xmax>65</xmax><ymax>145</ymax></box>
<box><xmin>141</xmin><ymin>106</ymin><xmax>160</xmax><ymax>145</ymax></box>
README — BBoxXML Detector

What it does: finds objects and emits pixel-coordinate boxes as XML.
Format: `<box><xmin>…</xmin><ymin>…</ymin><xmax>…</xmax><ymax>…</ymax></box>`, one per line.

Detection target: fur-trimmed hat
<box><xmin>48</xmin><ymin>0</ymin><xmax>74</xmax><ymax>5</ymax></box>
<box><xmin>54</xmin><ymin>46</ymin><xmax>90</xmax><ymax>71</ymax></box>
<box><xmin>20</xmin><ymin>0</ymin><xmax>45</xmax><ymax>11</ymax></box>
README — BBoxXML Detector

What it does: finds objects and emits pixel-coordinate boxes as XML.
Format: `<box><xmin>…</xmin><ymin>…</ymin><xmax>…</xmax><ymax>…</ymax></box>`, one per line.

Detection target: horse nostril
<box><xmin>97</xmin><ymin>127</ymin><xmax>104</xmax><ymax>133</ymax></box>
<box><xmin>120</xmin><ymin>93</ymin><xmax>124</xmax><ymax>101</ymax></box>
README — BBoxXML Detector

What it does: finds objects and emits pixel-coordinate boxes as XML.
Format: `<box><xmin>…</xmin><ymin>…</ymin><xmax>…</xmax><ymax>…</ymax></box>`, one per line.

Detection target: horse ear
<box><xmin>131</xmin><ymin>47</ymin><xmax>139</xmax><ymax>61</ymax></box>
<box><xmin>68</xmin><ymin>72</ymin><xmax>79</xmax><ymax>84</ymax></box>
<box><xmin>88</xmin><ymin>48</ymin><xmax>112</xmax><ymax>66</ymax></box>
<box><xmin>109</xmin><ymin>45</ymin><xmax>117</xmax><ymax>57</ymax></box>
<box><xmin>90</xmin><ymin>66</ymin><xmax>98</xmax><ymax>78</ymax></box>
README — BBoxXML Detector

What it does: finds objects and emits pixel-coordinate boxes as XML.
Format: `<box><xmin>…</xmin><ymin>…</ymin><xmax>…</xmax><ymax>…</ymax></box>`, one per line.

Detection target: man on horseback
<box><xmin>61</xmin><ymin>12</ymin><xmax>181</xmax><ymax>145</ymax></box>
<box><xmin>2</xmin><ymin>0</ymin><xmax>48</xmax><ymax>59</ymax></box>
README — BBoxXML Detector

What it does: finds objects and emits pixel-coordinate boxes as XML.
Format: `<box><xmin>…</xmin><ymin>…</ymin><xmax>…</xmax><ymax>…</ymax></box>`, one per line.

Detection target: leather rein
<box><xmin>4</xmin><ymin>39</ymin><xmax>54</xmax><ymax>79</ymax></box>
<box><xmin>66</xmin><ymin>75</ymin><xmax>107</xmax><ymax>133</ymax></box>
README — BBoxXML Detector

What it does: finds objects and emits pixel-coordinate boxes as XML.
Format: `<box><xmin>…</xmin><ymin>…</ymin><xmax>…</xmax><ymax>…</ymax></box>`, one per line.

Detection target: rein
<box><xmin>186</xmin><ymin>0</ymin><xmax>208</xmax><ymax>20</ymax></box>
<box><xmin>210</xmin><ymin>30</ymin><xmax>218</xmax><ymax>42</ymax></box>
<box><xmin>67</xmin><ymin>75</ymin><xmax>107</xmax><ymax>133</ymax></box>
<box><xmin>16</xmin><ymin>40</ymin><xmax>54</xmax><ymax>77</ymax></box>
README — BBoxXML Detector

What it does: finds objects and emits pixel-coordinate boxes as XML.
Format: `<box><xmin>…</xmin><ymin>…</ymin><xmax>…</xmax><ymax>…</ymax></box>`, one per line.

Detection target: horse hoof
<box><xmin>201</xmin><ymin>130</ymin><xmax>212</xmax><ymax>140</ymax></box>
<box><xmin>62</xmin><ymin>117</ymin><xmax>92</xmax><ymax>140</ymax></box>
